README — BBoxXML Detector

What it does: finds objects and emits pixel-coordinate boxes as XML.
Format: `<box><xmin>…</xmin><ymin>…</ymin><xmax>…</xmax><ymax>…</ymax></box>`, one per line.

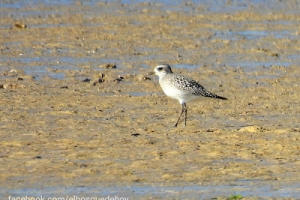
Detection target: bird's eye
<box><xmin>158</xmin><ymin>67</ymin><xmax>163</xmax><ymax>71</ymax></box>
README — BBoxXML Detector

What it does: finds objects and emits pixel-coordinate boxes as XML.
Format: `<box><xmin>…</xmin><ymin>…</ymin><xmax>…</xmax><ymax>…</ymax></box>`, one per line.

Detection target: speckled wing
<box><xmin>172</xmin><ymin>74</ymin><xmax>227</xmax><ymax>100</ymax></box>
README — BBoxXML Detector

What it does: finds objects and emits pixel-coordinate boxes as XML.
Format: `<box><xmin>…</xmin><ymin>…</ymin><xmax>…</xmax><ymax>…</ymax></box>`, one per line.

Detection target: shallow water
<box><xmin>1</xmin><ymin>0</ymin><xmax>299</xmax><ymax>80</ymax></box>
<box><xmin>2</xmin><ymin>181</ymin><xmax>300</xmax><ymax>199</ymax></box>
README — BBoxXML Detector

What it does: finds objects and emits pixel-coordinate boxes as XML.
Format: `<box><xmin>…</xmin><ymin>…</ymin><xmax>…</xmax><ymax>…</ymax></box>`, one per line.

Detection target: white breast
<box><xmin>160</xmin><ymin>83</ymin><xmax>199</xmax><ymax>104</ymax></box>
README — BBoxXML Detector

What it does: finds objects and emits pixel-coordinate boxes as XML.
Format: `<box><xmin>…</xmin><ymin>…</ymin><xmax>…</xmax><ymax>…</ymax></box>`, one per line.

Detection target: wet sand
<box><xmin>1</xmin><ymin>1</ymin><xmax>300</xmax><ymax>199</ymax></box>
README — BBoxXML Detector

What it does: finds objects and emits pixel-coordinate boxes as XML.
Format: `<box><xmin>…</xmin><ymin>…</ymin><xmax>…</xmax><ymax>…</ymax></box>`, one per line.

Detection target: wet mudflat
<box><xmin>0</xmin><ymin>0</ymin><xmax>300</xmax><ymax>199</ymax></box>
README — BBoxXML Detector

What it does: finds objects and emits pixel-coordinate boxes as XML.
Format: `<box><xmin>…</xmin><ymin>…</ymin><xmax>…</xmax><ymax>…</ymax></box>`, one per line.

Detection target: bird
<box><xmin>154</xmin><ymin>64</ymin><xmax>227</xmax><ymax>127</ymax></box>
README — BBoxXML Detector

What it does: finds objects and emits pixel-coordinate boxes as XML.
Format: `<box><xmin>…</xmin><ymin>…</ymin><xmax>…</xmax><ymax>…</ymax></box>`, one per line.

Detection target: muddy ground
<box><xmin>0</xmin><ymin>1</ymin><xmax>300</xmax><ymax>199</ymax></box>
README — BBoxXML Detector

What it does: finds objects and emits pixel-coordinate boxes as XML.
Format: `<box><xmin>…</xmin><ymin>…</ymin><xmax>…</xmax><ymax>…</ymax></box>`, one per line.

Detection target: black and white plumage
<box><xmin>154</xmin><ymin>64</ymin><xmax>227</xmax><ymax>127</ymax></box>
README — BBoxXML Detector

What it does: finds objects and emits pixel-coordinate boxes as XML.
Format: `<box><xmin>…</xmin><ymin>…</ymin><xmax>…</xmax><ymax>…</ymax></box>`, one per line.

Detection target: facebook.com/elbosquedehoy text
<box><xmin>8</xmin><ymin>195</ymin><xmax>129</xmax><ymax>200</ymax></box>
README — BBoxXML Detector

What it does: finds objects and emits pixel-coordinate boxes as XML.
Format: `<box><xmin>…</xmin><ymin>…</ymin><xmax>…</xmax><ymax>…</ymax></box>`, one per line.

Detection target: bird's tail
<box><xmin>215</xmin><ymin>95</ymin><xmax>227</xmax><ymax>100</ymax></box>
<box><xmin>204</xmin><ymin>91</ymin><xmax>227</xmax><ymax>100</ymax></box>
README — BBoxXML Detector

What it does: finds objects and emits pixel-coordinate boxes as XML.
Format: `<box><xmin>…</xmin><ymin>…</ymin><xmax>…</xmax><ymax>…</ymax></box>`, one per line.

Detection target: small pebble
<box><xmin>14</xmin><ymin>22</ymin><xmax>27</xmax><ymax>29</ymax></box>
<box><xmin>82</xmin><ymin>78</ymin><xmax>91</xmax><ymax>82</ymax></box>
<box><xmin>100</xmin><ymin>64</ymin><xmax>117</xmax><ymax>69</ymax></box>
<box><xmin>138</xmin><ymin>75</ymin><xmax>151</xmax><ymax>81</ymax></box>
<box><xmin>131</xmin><ymin>133</ymin><xmax>140</xmax><ymax>137</ymax></box>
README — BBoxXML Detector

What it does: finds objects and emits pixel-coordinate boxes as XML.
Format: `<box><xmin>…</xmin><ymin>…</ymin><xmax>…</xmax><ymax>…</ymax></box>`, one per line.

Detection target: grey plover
<box><xmin>154</xmin><ymin>64</ymin><xmax>227</xmax><ymax>127</ymax></box>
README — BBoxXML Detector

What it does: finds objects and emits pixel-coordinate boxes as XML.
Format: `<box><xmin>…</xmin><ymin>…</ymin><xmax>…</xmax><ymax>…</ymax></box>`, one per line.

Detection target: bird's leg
<box><xmin>183</xmin><ymin>103</ymin><xmax>187</xmax><ymax>127</ymax></box>
<box><xmin>174</xmin><ymin>103</ymin><xmax>185</xmax><ymax>127</ymax></box>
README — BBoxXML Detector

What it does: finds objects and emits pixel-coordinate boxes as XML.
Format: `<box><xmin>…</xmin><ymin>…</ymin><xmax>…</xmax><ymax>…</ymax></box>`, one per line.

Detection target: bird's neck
<box><xmin>158</xmin><ymin>73</ymin><xmax>168</xmax><ymax>80</ymax></box>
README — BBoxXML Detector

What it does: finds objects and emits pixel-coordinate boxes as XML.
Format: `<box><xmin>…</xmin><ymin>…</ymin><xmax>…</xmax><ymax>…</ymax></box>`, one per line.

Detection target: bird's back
<box><xmin>160</xmin><ymin>73</ymin><xmax>227</xmax><ymax>100</ymax></box>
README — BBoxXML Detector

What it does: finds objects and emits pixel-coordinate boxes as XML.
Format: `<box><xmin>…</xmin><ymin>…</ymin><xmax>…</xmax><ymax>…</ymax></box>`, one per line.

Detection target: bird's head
<box><xmin>154</xmin><ymin>64</ymin><xmax>173</xmax><ymax>79</ymax></box>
